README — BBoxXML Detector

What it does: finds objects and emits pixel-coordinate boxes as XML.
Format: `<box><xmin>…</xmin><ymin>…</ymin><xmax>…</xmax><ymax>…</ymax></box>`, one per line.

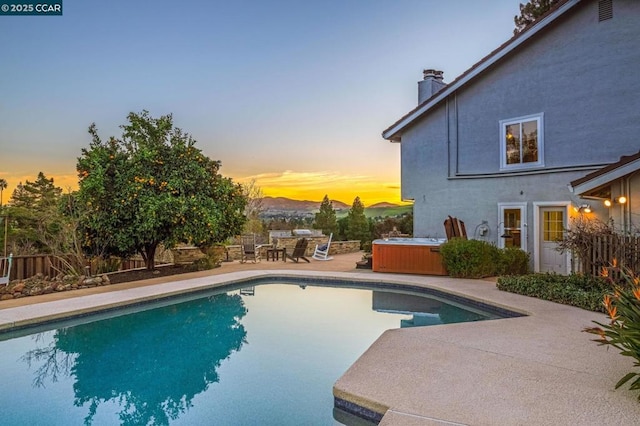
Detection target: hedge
<box><xmin>496</xmin><ymin>273</ymin><xmax>610</xmax><ymax>312</ymax></box>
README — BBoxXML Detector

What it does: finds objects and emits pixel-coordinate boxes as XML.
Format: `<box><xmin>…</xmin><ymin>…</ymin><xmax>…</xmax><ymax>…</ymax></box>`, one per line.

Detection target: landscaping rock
<box><xmin>83</xmin><ymin>277</ymin><xmax>100</xmax><ymax>286</ymax></box>
<box><xmin>0</xmin><ymin>264</ymin><xmax>195</xmax><ymax>302</ymax></box>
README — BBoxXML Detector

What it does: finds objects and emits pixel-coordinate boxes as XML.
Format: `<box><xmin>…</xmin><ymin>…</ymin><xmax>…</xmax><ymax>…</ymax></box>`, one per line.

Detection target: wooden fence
<box><xmin>7</xmin><ymin>254</ymin><xmax>150</xmax><ymax>281</ymax></box>
<box><xmin>578</xmin><ymin>234</ymin><xmax>640</xmax><ymax>278</ymax></box>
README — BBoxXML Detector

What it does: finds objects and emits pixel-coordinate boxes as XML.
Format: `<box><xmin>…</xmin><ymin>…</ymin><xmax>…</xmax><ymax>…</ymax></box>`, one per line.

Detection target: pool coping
<box><xmin>0</xmin><ymin>271</ymin><xmax>524</xmax><ymax>334</ymax></box>
<box><xmin>1</xmin><ymin>269</ymin><xmax>639</xmax><ymax>424</ymax></box>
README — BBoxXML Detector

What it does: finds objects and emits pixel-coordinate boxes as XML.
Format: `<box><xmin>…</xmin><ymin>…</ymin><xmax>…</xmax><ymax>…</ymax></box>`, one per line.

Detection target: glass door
<box><xmin>498</xmin><ymin>203</ymin><xmax>527</xmax><ymax>250</ymax></box>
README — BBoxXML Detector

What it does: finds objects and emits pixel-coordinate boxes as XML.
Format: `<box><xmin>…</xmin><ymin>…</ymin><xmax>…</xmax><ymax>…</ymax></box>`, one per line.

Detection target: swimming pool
<box><xmin>0</xmin><ymin>278</ymin><xmax>518</xmax><ymax>425</ymax></box>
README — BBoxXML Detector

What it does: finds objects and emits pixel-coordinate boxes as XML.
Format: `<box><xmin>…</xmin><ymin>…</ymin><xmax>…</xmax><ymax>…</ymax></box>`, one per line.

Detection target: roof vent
<box><xmin>598</xmin><ymin>0</ymin><xmax>613</xmax><ymax>21</ymax></box>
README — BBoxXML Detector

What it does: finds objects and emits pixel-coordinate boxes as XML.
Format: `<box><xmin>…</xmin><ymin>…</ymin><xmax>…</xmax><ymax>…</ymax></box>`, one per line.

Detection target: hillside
<box><xmin>363</xmin><ymin>204</ymin><xmax>412</xmax><ymax>218</ymax></box>
<box><xmin>259</xmin><ymin>196</ymin><xmax>411</xmax><ymax>219</ymax></box>
<box><xmin>368</xmin><ymin>202</ymin><xmax>399</xmax><ymax>208</ymax></box>
<box><xmin>260</xmin><ymin>196</ymin><xmax>349</xmax><ymax>211</ymax></box>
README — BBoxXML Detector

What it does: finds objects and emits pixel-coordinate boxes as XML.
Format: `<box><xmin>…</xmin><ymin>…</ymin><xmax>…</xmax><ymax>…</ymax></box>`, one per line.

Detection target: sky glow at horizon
<box><xmin>1</xmin><ymin>0</ymin><xmax>520</xmax><ymax>205</ymax></box>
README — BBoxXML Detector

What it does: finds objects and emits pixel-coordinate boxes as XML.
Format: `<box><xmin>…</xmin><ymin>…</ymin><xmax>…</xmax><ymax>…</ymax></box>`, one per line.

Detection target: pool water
<box><xmin>0</xmin><ymin>282</ymin><xmax>499</xmax><ymax>425</ymax></box>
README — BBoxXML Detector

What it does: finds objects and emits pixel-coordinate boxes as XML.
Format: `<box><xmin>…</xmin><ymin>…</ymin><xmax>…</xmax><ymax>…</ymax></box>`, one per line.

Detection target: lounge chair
<box><xmin>312</xmin><ymin>233</ymin><xmax>333</xmax><ymax>261</ymax></box>
<box><xmin>240</xmin><ymin>234</ymin><xmax>262</xmax><ymax>263</ymax></box>
<box><xmin>444</xmin><ymin>216</ymin><xmax>467</xmax><ymax>240</ymax></box>
<box><xmin>0</xmin><ymin>254</ymin><xmax>12</xmax><ymax>286</ymax></box>
<box><xmin>286</xmin><ymin>238</ymin><xmax>310</xmax><ymax>263</ymax></box>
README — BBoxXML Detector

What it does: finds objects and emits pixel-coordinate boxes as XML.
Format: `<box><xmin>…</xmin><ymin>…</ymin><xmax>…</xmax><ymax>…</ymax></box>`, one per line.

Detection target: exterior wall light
<box><xmin>577</xmin><ymin>204</ymin><xmax>591</xmax><ymax>213</ymax></box>
<box><xmin>605</xmin><ymin>197</ymin><xmax>627</xmax><ymax>206</ymax></box>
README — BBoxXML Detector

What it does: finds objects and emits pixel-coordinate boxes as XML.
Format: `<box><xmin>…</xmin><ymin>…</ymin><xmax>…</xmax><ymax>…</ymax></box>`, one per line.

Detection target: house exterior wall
<box><xmin>398</xmin><ymin>0</ymin><xmax>640</xmax><ymax>266</ymax></box>
<box><xmin>629</xmin><ymin>174</ymin><xmax>640</xmax><ymax>232</ymax></box>
<box><xmin>609</xmin><ymin>172</ymin><xmax>640</xmax><ymax>233</ymax></box>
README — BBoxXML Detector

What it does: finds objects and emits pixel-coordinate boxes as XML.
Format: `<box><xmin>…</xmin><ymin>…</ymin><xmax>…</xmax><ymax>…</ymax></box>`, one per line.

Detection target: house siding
<box><xmin>398</xmin><ymin>0</ymin><xmax>639</xmax><ymax>260</ymax></box>
<box><xmin>452</xmin><ymin>0</ymin><xmax>640</xmax><ymax>174</ymax></box>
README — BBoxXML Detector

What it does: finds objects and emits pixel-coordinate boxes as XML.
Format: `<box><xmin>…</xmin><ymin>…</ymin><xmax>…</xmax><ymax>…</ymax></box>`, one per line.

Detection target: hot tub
<box><xmin>372</xmin><ymin>238</ymin><xmax>448</xmax><ymax>275</ymax></box>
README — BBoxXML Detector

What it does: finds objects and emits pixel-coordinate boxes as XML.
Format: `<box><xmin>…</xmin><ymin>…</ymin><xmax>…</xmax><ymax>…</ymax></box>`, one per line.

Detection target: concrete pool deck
<box><xmin>1</xmin><ymin>252</ymin><xmax>639</xmax><ymax>425</ymax></box>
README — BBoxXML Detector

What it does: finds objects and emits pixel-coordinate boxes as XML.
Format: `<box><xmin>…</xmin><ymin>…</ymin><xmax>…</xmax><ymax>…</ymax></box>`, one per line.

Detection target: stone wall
<box><xmin>171</xmin><ymin>247</ymin><xmax>206</xmax><ymax>264</ymax></box>
<box><xmin>330</xmin><ymin>240</ymin><xmax>361</xmax><ymax>255</ymax></box>
<box><xmin>225</xmin><ymin>237</ymin><xmax>361</xmax><ymax>261</ymax></box>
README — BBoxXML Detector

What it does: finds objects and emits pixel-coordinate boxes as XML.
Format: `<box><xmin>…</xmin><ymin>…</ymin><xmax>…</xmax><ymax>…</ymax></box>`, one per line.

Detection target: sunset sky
<box><xmin>1</xmin><ymin>0</ymin><xmax>520</xmax><ymax>206</ymax></box>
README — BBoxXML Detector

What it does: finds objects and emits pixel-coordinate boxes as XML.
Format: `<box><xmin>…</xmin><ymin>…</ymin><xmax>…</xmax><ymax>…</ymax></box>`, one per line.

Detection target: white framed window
<box><xmin>498</xmin><ymin>203</ymin><xmax>527</xmax><ymax>251</ymax></box>
<box><xmin>499</xmin><ymin>113</ymin><xmax>544</xmax><ymax>170</ymax></box>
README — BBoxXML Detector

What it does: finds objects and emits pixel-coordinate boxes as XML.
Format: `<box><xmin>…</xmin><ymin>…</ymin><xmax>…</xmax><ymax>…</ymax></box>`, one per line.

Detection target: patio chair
<box><xmin>312</xmin><ymin>233</ymin><xmax>333</xmax><ymax>261</ymax></box>
<box><xmin>286</xmin><ymin>238</ymin><xmax>310</xmax><ymax>263</ymax></box>
<box><xmin>444</xmin><ymin>216</ymin><xmax>467</xmax><ymax>240</ymax></box>
<box><xmin>0</xmin><ymin>253</ymin><xmax>12</xmax><ymax>286</ymax></box>
<box><xmin>240</xmin><ymin>234</ymin><xmax>262</xmax><ymax>263</ymax></box>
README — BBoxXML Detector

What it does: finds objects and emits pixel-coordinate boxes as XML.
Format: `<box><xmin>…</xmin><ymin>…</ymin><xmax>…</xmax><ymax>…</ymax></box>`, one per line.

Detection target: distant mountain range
<box><xmin>260</xmin><ymin>196</ymin><xmax>400</xmax><ymax>211</ymax></box>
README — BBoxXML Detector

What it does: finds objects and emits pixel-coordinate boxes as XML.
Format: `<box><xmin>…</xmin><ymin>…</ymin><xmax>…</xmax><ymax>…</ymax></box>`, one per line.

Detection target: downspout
<box><xmin>446</xmin><ymin>97</ymin><xmax>450</xmax><ymax>178</ymax></box>
<box><xmin>624</xmin><ymin>172</ymin><xmax>637</xmax><ymax>233</ymax></box>
<box><xmin>627</xmin><ymin>171</ymin><xmax>639</xmax><ymax>231</ymax></box>
<box><xmin>454</xmin><ymin>92</ymin><xmax>459</xmax><ymax>175</ymax></box>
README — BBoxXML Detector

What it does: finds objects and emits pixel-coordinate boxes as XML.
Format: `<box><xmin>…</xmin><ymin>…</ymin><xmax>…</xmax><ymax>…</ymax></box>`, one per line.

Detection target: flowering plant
<box><xmin>584</xmin><ymin>264</ymin><xmax>640</xmax><ymax>401</ymax></box>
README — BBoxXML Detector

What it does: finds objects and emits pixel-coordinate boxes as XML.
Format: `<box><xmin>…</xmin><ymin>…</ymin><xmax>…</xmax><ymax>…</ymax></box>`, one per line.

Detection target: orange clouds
<box><xmin>0</xmin><ymin>169</ymin><xmax>403</xmax><ymax>207</ymax></box>
<box><xmin>237</xmin><ymin>170</ymin><xmax>405</xmax><ymax>206</ymax></box>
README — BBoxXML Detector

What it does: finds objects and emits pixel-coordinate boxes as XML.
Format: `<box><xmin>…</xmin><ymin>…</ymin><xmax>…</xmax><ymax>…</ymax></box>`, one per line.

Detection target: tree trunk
<box><xmin>143</xmin><ymin>243</ymin><xmax>157</xmax><ymax>270</ymax></box>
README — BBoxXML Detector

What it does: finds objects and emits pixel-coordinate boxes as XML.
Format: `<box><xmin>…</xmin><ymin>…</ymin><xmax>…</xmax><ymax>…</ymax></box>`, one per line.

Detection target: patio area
<box><xmin>1</xmin><ymin>252</ymin><xmax>639</xmax><ymax>425</ymax></box>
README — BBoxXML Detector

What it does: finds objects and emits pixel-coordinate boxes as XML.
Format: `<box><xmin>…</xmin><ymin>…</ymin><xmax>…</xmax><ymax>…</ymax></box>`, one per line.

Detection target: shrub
<box><xmin>497</xmin><ymin>273</ymin><xmax>608</xmax><ymax>312</ymax></box>
<box><xmin>440</xmin><ymin>238</ymin><xmax>500</xmax><ymax>278</ymax></box>
<box><xmin>498</xmin><ymin>247</ymin><xmax>531</xmax><ymax>276</ymax></box>
<box><xmin>584</xmin><ymin>269</ymin><xmax>640</xmax><ymax>401</ymax></box>
<box><xmin>189</xmin><ymin>245</ymin><xmax>225</xmax><ymax>271</ymax></box>
<box><xmin>189</xmin><ymin>256</ymin><xmax>220</xmax><ymax>272</ymax></box>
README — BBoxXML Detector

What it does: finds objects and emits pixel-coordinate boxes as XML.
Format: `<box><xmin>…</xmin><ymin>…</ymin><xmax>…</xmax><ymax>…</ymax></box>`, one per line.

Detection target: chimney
<box><xmin>418</xmin><ymin>69</ymin><xmax>445</xmax><ymax>104</ymax></box>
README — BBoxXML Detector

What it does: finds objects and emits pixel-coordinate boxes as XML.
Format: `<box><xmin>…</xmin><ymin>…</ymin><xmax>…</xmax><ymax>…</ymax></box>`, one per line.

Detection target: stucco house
<box><xmin>382</xmin><ymin>0</ymin><xmax>639</xmax><ymax>274</ymax></box>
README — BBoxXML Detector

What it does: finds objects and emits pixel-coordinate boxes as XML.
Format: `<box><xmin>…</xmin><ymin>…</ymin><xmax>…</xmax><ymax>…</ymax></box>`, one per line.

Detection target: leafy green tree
<box><xmin>346</xmin><ymin>196</ymin><xmax>371</xmax><ymax>249</ymax></box>
<box><xmin>77</xmin><ymin>111</ymin><xmax>247</xmax><ymax>270</ymax></box>
<box><xmin>398</xmin><ymin>212</ymin><xmax>413</xmax><ymax>236</ymax></box>
<box><xmin>514</xmin><ymin>0</ymin><xmax>560</xmax><ymax>34</ymax></box>
<box><xmin>4</xmin><ymin>172</ymin><xmax>64</xmax><ymax>254</ymax></box>
<box><xmin>10</xmin><ymin>172</ymin><xmax>62</xmax><ymax>210</ymax></box>
<box><xmin>336</xmin><ymin>216</ymin><xmax>349</xmax><ymax>241</ymax></box>
<box><xmin>372</xmin><ymin>217</ymin><xmax>401</xmax><ymax>240</ymax></box>
<box><xmin>313</xmin><ymin>194</ymin><xmax>337</xmax><ymax>236</ymax></box>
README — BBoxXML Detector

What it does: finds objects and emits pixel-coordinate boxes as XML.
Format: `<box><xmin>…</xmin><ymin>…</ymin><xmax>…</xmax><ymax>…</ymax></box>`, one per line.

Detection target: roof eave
<box><xmin>382</xmin><ymin>0</ymin><xmax>581</xmax><ymax>142</ymax></box>
<box><xmin>570</xmin><ymin>158</ymin><xmax>640</xmax><ymax>195</ymax></box>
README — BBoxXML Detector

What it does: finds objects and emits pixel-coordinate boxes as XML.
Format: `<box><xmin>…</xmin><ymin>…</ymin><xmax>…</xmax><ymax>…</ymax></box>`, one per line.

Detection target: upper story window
<box><xmin>499</xmin><ymin>113</ymin><xmax>544</xmax><ymax>170</ymax></box>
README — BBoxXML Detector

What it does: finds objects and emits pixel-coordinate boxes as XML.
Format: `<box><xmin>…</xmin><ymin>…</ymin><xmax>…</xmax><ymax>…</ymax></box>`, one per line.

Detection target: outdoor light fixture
<box><xmin>497</xmin><ymin>222</ymin><xmax>512</xmax><ymax>239</ymax></box>
<box><xmin>573</xmin><ymin>203</ymin><xmax>592</xmax><ymax>213</ymax></box>
<box><xmin>576</xmin><ymin>204</ymin><xmax>592</xmax><ymax>213</ymax></box>
<box><xmin>606</xmin><ymin>196</ymin><xmax>628</xmax><ymax>206</ymax></box>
